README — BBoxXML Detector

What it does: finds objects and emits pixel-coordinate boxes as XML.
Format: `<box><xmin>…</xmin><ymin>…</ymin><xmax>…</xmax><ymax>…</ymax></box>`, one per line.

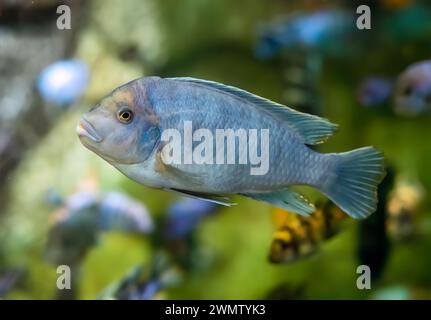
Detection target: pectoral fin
<box><xmin>168</xmin><ymin>188</ymin><xmax>236</xmax><ymax>207</ymax></box>
<box><xmin>154</xmin><ymin>149</ymin><xmax>234</xmax><ymax>206</ymax></box>
<box><xmin>241</xmin><ymin>188</ymin><xmax>315</xmax><ymax>216</ymax></box>
<box><xmin>154</xmin><ymin>149</ymin><xmax>205</xmax><ymax>188</ymax></box>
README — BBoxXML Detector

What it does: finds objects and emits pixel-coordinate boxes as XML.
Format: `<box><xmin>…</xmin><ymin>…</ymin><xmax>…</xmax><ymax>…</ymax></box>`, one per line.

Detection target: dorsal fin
<box><xmin>169</xmin><ymin>77</ymin><xmax>338</xmax><ymax>145</ymax></box>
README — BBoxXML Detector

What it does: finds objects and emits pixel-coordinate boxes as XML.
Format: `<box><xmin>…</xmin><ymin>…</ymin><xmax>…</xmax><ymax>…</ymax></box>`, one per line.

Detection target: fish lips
<box><xmin>76</xmin><ymin>117</ymin><xmax>103</xmax><ymax>143</ymax></box>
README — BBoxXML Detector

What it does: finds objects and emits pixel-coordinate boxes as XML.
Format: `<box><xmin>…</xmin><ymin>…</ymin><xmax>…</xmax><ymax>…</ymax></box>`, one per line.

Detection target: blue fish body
<box><xmin>77</xmin><ymin>77</ymin><xmax>385</xmax><ymax>219</ymax></box>
<box><xmin>165</xmin><ymin>198</ymin><xmax>219</xmax><ymax>240</ymax></box>
<box><xmin>357</xmin><ymin>77</ymin><xmax>393</xmax><ymax>107</ymax></box>
<box><xmin>255</xmin><ymin>10</ymin><xmax>353</xmax><ymax>59</ymax></box>
<box><xmin>393</xmin><ymin>60</ymin><xmax>431</xmax><ymax>116</ymax></box>
<box><xmin>37</xmin><ymin>59</ymin><xmax>89</xmax><ymax>107</ymax></box>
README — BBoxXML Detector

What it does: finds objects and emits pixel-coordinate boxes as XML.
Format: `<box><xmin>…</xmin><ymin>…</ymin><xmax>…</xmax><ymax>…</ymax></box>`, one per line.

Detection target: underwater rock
<box><xmin>0</xmin><ymin>3</ymin><xmax>81</xmax><ymax>212</ymax></box>
<box><xmin>88</xmin><ymin>0</ymin><xmax>164</xmax><ymax>67</ymax></box>
<box><xmin>74</xmin><ymin>28</ymin><xmax>143</xmax><ymax>101</ymax></box>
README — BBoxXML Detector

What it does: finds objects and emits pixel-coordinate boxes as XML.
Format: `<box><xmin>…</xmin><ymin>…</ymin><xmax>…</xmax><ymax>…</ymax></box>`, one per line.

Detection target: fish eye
<box><xmin>117</xmin><ymin>108</ymin><xmax>134</xmax><ymax>123</ymax></box>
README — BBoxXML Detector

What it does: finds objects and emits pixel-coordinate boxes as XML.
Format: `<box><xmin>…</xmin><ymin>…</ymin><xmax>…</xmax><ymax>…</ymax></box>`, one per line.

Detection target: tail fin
<box><xmin>322</xmin><ymin>147</ymin><xmax>386</xmax><ymax>219</ymax></box>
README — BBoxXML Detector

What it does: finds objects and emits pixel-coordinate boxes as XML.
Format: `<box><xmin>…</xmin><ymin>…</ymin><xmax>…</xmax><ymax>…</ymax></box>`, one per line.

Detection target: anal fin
<box><xmin>241</xmin><ymin>188</ymin><xmax>315</xmax><ymax>216</ymax></box>
<box><xmin>168</xmin><ymin>188</ymin><xmax>236</xmax><ymax>207</ymax></box>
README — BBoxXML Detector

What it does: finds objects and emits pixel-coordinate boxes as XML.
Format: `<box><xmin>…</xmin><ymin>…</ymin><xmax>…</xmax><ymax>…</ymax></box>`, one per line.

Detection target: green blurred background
<box><xmin>0</xmin><ymin>0</ymin><xmax>430</xmax><ymax>300</ymax></box>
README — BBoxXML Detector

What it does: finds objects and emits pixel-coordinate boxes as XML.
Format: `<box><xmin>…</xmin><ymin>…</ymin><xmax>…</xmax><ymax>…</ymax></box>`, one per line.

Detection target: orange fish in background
<box><xmin>380</xmin><ymin>0</ymin><xmax>415</xmax><ymax>11</ymax></box>
<box><xmin>269</xmin><ymin>201</ymin><xmax>346</xmax><ymax>263</ymax></box>
<box><xmin>386</xmin><ymin>180</ymin><xmax>425</xmax><ymax>241</ymax></box>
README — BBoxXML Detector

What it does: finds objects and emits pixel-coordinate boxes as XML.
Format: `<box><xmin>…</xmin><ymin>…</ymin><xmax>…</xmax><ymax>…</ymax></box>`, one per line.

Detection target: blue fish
<box><xmin>165</xmin><ymin>198</ymin><xmax>219</xmax><ymax>240</ymax></box>
<box><xmin>46</xmin><ymin>190</ymin><xmax>153</xmax><ymax>265</ymax></box>
<box><xmin>357</xmin><ymin>77</ymin><xmax>393</xmax><ymax>107</ymax></box>
<box><xmin>393</xmin><ymin>60</ymin><xmax>431</xmax><ymax>116</ymax></box>
<box><xmin>37</xmin><ymin>59</ymin><xmax>89</xmax><ymax>107</ymax></box>
<box><xmin>77</xmin><ymin>77</ymin><xmax>385</xmax><ymax>219</ymax></box>
<box><xmin>255</xmin><ymin>10</ymin><xmax>353</xmax><ymax>59</ymax></box>
<box><xmin>99</xmin><ymin>192</ymin><xmax>154</xmax><ymax>233</ymax></box>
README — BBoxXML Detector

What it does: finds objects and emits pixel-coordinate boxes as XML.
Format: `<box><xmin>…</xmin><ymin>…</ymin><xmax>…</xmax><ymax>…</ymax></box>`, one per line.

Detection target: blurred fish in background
<box><xmin>162</xmin><ymin>198</ymin><xmax>221</xmax><ymax>270</ymax></box>
<box><xmin>45</xmin><ymin>174</ymin><xmax>153</xmax><ymax>299</ymax></box>
<box><xmin>99</xmin><ymin>254</ymin><xmax>182</xmax><ymax>300</ymax></box>
<box><xmin>46</xmin><ymin>190</ymin><xmax>99</xmax><ymax>267</ymax></box>
<box><xmin>45</xmin><ymin>173</ymin><xmax>221</xmax><ymax>298</ymax></box>
<box><xmin>255</xmin><ymin>9</ymin><xmax>355</xmax><ymax>60</ymax></box>
<box><xmin>393</xmin><ymin>60</ymin><xmax>431</xmax><ymax>117</ymax></box>
<box><xmin>268</xmin><ymin>201</ymin><xmax>346</xmax><ymax>264</ymax></box>
<box><xmin>163</xmin><ymin>198</ymin><xmax>220</xmax><ymax>241</ymax></box>
<box><xmin>357</xmin><ymin>60</ymin><xmax>431</xmax><ymax>117</ymax></box>
<box><xmin>357</xmin><ymin>77</ymin><xmax>393</xmax><ymax>108</ymax></box>
<box><xmin>99</xmin><ymin>192</ymin><xmax>154</xmax><ymax>234</ymax></box>
<box><xmin>255</xmin><ymin>8</ymin><xmax>356</xmax><ymax>116</ymax></box>
<box><xmin>371</xmin><ymin>285</ymin><xmax>431</xmax><ymax>300</ymax></box>
<box><xmin>37</xmin><ymin>59</ymin><xmax>89</xmax><ymax>108</ymax></box>
<box><xmin>386</xmin><ymin>178</ymin><xmax>425</xmax><ymax>241</ymax></box>
<box><xmin>46</xmin><ymin>190</ymin><xmax>153</xmax><ymax>266</ymax></box>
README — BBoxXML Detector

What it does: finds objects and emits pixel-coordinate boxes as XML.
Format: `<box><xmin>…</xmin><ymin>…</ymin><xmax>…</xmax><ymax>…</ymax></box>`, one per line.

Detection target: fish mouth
<box><xmin>76</xmin><ymin>118</ymin><xmax>103</xmax><ymax>143</ymax></box>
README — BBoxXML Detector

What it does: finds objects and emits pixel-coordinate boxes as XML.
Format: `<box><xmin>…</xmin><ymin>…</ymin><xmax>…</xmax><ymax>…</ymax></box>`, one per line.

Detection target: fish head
<box><xmin>77</xmin><ymin>79</ymin><xmax>161</xmax><ymax>165</ymax></box>
<box><xmin>393</xmin><ymin>60</ymin><xmax>431</xmax><ymax>117</ymax></box>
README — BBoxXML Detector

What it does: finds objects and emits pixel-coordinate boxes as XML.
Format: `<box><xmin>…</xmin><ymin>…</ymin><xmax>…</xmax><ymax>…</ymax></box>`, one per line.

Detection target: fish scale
<box><xmin>77</xmin><ymin>76</ymin><xmax>385</xmax><ymax>219</ymax></box>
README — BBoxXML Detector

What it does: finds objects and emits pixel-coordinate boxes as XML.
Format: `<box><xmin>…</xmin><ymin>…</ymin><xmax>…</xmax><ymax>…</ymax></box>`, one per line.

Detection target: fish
<box><xmin>393</xmin><ymin>60</ymin><xmax>431</xmax><ymax>117</ymax></box>
<box><xmin>37</xmin><ymin>59</ymin><xmax>89</xmax><ymax>107</ymax></box>
<box><xmin>77</xmin><ymin>76</ymin><xmax>385</xmax><ymax>219</ymax></box>
<box><xmin>357</xmin><ymin>77</ymin><xmax>393</xmax><ymax>107</ymax></box>
<box><xmin>46</xmin><ymin>190</ymin><xmax>153</xmax><ymax>265</ymax></box>
<box><xmin>99</xmin><ymin>255</ymin><xmax>182</xmax><ymax>300</ymax></box>
<box><xmin>386</xmin><ymin>179</ymin><xmax>424</xmax><ymax>241</ymax></box>
<box><xmin>46</xmin><ymin>194</ymin><xmax>99</xmax><ymax>266</ymax></box>
<box><xmin>255</xmin><ymin>9</ymin><xmax>354</xmax><ymax>60</ymax></box>
<box><xmin>268</xmin><ymin>201</ymin><xmax>346</xmax><ymax>264</ymax></box>
<box><xmin>162</xmin><ymin>198</ymin><xmax>220</xmax><ymax>269</ymax></box>
<box><xmin>164</xmin><ymin>197</ymin><xmax>220</xmax><ymax>240</ymax></box>
<box><xmin>99</xmin><ymin>192</ymin><xmax>154</xmax><ymax>234</ymax></box>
